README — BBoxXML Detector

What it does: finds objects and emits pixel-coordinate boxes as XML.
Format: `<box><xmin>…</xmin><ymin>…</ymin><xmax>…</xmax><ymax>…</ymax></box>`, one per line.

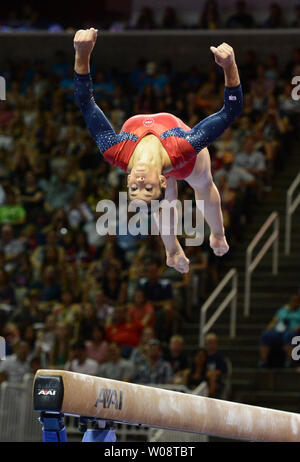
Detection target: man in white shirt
<box><xmin>64</xmin><ymin>342</ymin><xmax>99</xmax><ymax>376</ymax></box>
<box><xmin>0</xmin><ymin>341</ymin><xmax>31</xmax><ymax>384</ymax></box>
<box><xmin>214</xmin><ymin>151</ymin><xmax>255</xmax><ymax>190</ymax></box>
<box><xmin>235</xmin><ymin>137</ymin><xmax>266</xmax><ymax>178</ymax></box>
<box><xmin>97</xmin><ymin>342</ymin><xmax>134</xmax><ymax>382</ymax></box>
<box><xmin>0</xmin><ymin>224</ymin><xmax>24</xmax><ymax>272</ymax></box>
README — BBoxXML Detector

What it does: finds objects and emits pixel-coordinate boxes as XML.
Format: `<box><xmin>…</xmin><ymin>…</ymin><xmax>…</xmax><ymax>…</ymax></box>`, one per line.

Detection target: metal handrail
<box><xmin>244</xmin><ymin>212</ymin><xmax>279</xmax><ymax>317</ymax></box>
<box><xmin>285</xmin><ymin>172</ymin><xmax>300</xmax><ymax>256</ymax></box>
<box><xmin>199</xmin><ymin>268</ymin><xmax>238</xmax><ymax>346</ymax></box>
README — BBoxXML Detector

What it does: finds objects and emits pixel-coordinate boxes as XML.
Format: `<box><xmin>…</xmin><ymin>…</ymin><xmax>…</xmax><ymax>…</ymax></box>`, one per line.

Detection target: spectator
<box><xmin>30</xmin><ymin>355</ymin><xmax>42</xmax><ymax>375</ymax></box>
<box><xmin>259</xmin><ymin>294</ymin><xmax>300</xmax><ymax>368</ymax></box>
<box><xmin>265</xmin><ymin>54</ymin><xmax>280</xmax><ymax>83</ymax></box>
<box><xmin>205</xmin><ymin>333</ymin><xmax>228</xmax><ymax>398</ymax></box>
<box><xmin>130</xmin><ymin>326</ymin><xmax>155</xmax><ymax>367</ymax></box>
<box><xmin>30</xmin><ymin>229</ymin><xmax>66</xmax><ymax>277</ymax></box>
<box><xmin>199</xmin><ymin>0</ymin><xmax>220</xmax><ymax>30</ymax></box>
<box><xmin>94</xmin><ymin>71</ymin><xmax>115</xmax><ymax>101</ymax></box>
<box><xmin>162</xmin><ymin>7</ymin><xmax>179</xmax><ymax>29</ymax></box>
<box><xmin>85</xmin><ymin>324</ymin><xmax>109</xmax><ymax>365</ymax></box>
<box><xmin>1</xmin><ymin>322</ymin><xmax>20</xmax><ymax>355</ymax></box>
<box><xmin>226</xmin><ymin>1</ymin><xmax>254</xmax><ymax>29</ymax></box>
<box><xmin>97</xmin><ymin>342</ymin><xmax>134</xmax><ymax>382</ymax></box>
<box><xmin>214</xmin><ymin>151</ymin><xmax>256</xmax><ymax>233</ymax></box>
<box><xmin>11</xmin><ymin>251</ymin><xmax>33</xmax><ymax>293</ymax></box>
<box><xmin>0</xmin><ymin>189</ymin><xmax>26</xmax><ymax>226</ymax></box>
<box><xmin>53</xmin><ymin>290</ymin><xmax>81</xmax><ymax>324</ymax></box>
<box><xmin>256</xmin><ymin>97</ymin><xmax>289</xmax><ymax>163</ymax></box>
<box><xmin>105</xmin><ymin>304</ymin><xmax>146</xmax><ymax>353</ymax></box>
<box><xmin>73</xmin><ymin>231</ymin><xmax>96</xmax><ymax>267</ymax></box>
<box><xmin>65</xmin><ymin>341</ymin><xmax>99</xmax><ymax>375</ymax></box>
<box><xmin>214</xmin><ymin>151</ymin><xmax>255</xmax><ymax>191</ymax></box>
<box><xmin>88</xmin><ymin>289</ymin><xmax>115</xmax><ymax>323</ymax></box>
<box><xmin>251</xmin><ymin>64</ymin><xmax>275</xmax><ymax>99</ymax></box>
<box><xmin>0</xmin><ymin>184</ymin><xmax>6</xmax><ymax>206</ymax></box>
<box><xmin>184</xmin><ymin>348</ymin><xmax>208</xmax><ymax>390</ymax></box>
<box><xmin>66</xmin><ymin>190</ymin><xmax>93</xmax><ymax>230</ymax></box>
<box><xmin>134</xmin><ymin>339</ymin><xmax>173</xmax><ymax>385</ymax></box>
<box><xmin>38</xmin><ymin>265</ymin><xmax>62</xmax><ymax>302</ymax></box>
<box><xmin>0</xmin><ymin>269</ymin><xmax>16</xmax><ymax>312</ymax></box>
<box><xmin>285</xmin><ymin>48</ymin><xmax>300</xmax><ymax>78</ymax></box>
<box><xmin>0</xmin><ymin>340</ymin><xmax>31</xmax><ymax>384</ymax></box>
<box><xmin>263</xmin><ymin>2</ymin><xmax>285</xmax><ymax>29</ymax></box>
<box><xmin>128</xmin><ymin>288</ymin><xmax>155</xmax><ymax>328</ymax></box>
<box><xmin>49</xmin><ymin>322</ymin><xmax>71</xmax><ymax>368</ymax></box>
<box><xmin>240</xmin><ymin>50</ymin><xmax>258</xmax><ymax>89</ymax></box>
<box><xmin>35</xmin><ymin>314</ymin><xmax>56</xmax><ymax>367</ymax></box>
<box><xmin>101</xmin><ymin>265</ymin><xmax>127</xmax><ymax>305</ymax></box>
<box><xmin>164</xmin><ymin>335</ymin><xmax>189</xmax><ymax>384</ymax></box>
<box><xmin>185</xmin><ymin>246</ymin><xmax>208</xmax><ymax>304</ymax></box>
<box><xmin>42</xmin><ymin>169</ymin><xmax>76</xmax><ymax>211</ymax></box>
<box><xmin>79</xmin><ymin>303</ymin><xmax>98</xmax><ymax>340</ymax></box>
<box><xmin>214</xmin><ymin>127</ymin><xmax>239</xmax><ymax>157</ymax></box>
<box><xmin>11</xmin><ymin>288</ymin><xmax>43</xmax><ymax>332</ymax></box>
<box><xmin>234</xmin><ymin>136</ymin><xmax>266</xmax><ymax>198</ymax></box>
<box><xmin>19</xmin><ymin>171</ymin><xmax>44</xmax><ymax>223</ymax></box>
<box><xmin>291</xmin><ymin>5</ymin><xmax>300</xmax><ymax>27</ymax></box>
<box><xmin>138</xmin><ymin>260</ymin><xmax>174</xmax><ymax>341</ymax></box>
<box><xmin>135</xmin><ymin>7</ymin><xmax>156</xmax><ymax>30</ymax></box>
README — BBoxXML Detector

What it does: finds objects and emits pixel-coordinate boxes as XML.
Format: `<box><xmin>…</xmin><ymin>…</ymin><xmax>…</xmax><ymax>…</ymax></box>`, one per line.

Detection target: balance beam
<box><xmin>33</xmin><ymin>369</ymin><xmax>300</xmax><ymax>442</ymax></box>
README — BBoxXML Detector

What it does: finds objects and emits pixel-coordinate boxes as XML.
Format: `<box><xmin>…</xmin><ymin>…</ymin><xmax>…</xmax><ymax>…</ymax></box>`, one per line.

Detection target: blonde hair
<box><xmin>205</xmin><ymin>332</ymin><xmax>218</xmax><ymax>342</ymax></box>
<box><xmin>170</xmin><ymin>335</ymin><xmax>184</xmax><ymax>344</ymax></box>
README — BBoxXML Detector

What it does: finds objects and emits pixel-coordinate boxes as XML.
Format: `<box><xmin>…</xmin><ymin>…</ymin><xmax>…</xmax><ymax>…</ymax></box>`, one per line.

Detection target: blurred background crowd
<box><xmin>1</xmin><ymin>1</ymin><xmax>300</xmax><ymax>32</ymax></box>
<box><xmin>0</xmin><ymin>21</ymin><xmax>299</xmax><ymax>400</ymax></box>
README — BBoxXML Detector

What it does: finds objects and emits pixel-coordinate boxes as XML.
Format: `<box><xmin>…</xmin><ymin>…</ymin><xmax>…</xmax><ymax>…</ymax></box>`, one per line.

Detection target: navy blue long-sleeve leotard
<box><xmin>74</xmin><ymin>72</ymin><xmax>243</xmax><ymax>178</ymax></box>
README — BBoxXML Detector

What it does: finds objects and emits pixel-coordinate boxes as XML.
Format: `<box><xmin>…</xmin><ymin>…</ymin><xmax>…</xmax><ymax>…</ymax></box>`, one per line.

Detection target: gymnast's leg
<box><xmin>185</xmin><ymin>148</ymin><xmax>229</xmax><ymax>257</ymax></box>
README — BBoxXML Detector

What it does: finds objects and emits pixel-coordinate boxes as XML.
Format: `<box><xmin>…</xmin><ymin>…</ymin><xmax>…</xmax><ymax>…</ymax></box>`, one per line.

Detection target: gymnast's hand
<box><xmin>209</xmin><ymin>233</ymin><xmax>229</xmax><ymax>257</ymax></box>
<box><xmin>74</xmin><ymin>28</ymin><xmax>98</xmax><ymax>58</ymax></box>
<box><xmin>210</xmin><ymin>42</ymin><xmax>236</xmax><ymax>70</ymax></box>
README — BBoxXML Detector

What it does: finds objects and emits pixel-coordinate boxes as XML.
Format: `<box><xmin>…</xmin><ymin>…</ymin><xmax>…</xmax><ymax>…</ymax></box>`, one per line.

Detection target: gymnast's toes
<box><xmin>212</xmin><ymin>245</ymin><xmax>229</xmax><ymax>257</ymax></box>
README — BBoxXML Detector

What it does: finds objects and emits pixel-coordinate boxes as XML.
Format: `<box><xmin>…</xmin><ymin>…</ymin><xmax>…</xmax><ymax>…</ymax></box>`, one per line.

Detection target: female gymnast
<box><xmin>73</xmin><ymin>28</ymin><xmax>243</xmax><ymax>274</ymax></box>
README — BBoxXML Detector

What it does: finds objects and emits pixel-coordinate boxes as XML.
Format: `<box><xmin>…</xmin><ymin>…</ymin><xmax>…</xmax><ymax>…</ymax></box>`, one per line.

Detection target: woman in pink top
<box><xmin>85</xmin><ymin>324</ymin><xmax>108</xmax><ymax>365</ymax></box>
<box><xmin>128</xmin><ymin>289</ymin><xmax>155</xmax><ymax>328</ymax></box>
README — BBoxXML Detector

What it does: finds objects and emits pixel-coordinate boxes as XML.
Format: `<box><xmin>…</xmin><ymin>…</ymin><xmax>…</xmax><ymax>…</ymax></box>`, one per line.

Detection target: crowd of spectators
<box><xmin>2</xmin><ymin>2</ymin><xmax>300</xmax><ymax>32</ymax></box>
<box><xmin>259</xmin><ymin>294</ymin><xmax>300</xmax><ymax>369</ymax></box>
<box><xmin>0</xmin><ymin>42</ymin><xmax>298</xmax><ymax>394</ymax></box>
<box><xmin>133</xmin><ymin>1</ymin><xmax>300</xmax><ymax>31</ymax></box>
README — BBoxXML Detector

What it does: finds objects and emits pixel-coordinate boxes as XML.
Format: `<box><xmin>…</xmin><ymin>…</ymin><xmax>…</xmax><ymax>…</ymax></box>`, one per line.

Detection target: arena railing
<box><xmin>285</xmin><ymin>171</ymin><xmax>300</xmax><ymax>256</ymax></box>
<box><xmin>0</xmin><ymin>374</ymin><xmax>41</xmax><ymax>441</ymax></box>
<box><xmin>244</xmin><ymin>212</ymin><xmax>279</xmax><ymax>317</ymax></box>
<box><xmin>199</xmin><ymin>268</ymin><xmax>238</xmax><ymax>347</ymax></box>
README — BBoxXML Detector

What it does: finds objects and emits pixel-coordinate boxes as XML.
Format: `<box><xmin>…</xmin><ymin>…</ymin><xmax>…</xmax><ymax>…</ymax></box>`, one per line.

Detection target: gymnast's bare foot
<box><xmin>210</xmin><ymin>233</ymin><xmax>229</xmax><ymax>257</ymax></box>
<box><xmin>166</xmin><ymin>247</ymin><xmax>190</xmax><ymax>274</ymax></box>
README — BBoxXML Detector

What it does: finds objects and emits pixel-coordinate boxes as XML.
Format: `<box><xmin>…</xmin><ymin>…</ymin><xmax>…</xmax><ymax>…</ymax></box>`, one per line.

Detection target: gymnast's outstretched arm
<box><xmin>183</xmin><ymin>44</ymin><xmax>242</xmax><ymax>257</ymax></box>
<box><xmin>182</xmin><ymin>43</ymin><xmax>243</xmax><ymax>153</ymax></box>
<box><xmin>73</xmin><ymin>28</ymin><xmax>121</xmax><ymax>153</ymax></box>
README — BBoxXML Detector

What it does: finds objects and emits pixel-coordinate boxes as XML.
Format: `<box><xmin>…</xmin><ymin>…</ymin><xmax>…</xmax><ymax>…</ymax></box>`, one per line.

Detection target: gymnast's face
<box><xmin>127</xmin><ymin>163</ymin><xmax>166</xmax><ymax>202</ymax></box>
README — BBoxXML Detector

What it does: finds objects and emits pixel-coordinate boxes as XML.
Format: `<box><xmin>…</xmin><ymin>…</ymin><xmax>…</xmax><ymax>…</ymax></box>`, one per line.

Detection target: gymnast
<box><xmin>73</xmin><ymin>28</ymin><xmax>243</xmax><ymax>274</ymax></box>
